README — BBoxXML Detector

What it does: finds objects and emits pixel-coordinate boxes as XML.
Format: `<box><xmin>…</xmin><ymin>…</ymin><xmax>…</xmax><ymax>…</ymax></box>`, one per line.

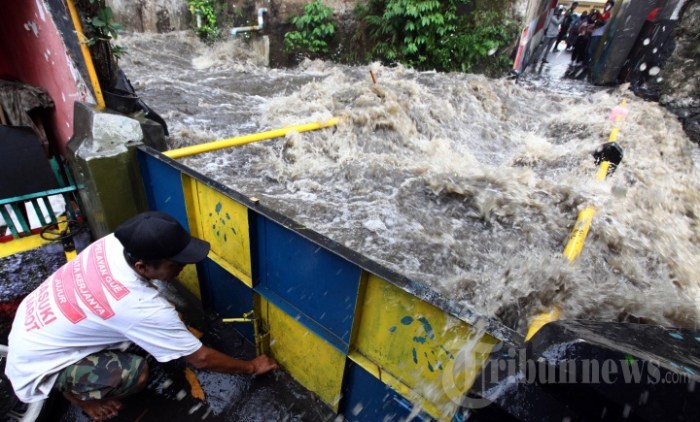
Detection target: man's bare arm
<box><xmin>185</xmin><ymin>345</ymin><xmax>278</xmax><ymax>375</ymax></box>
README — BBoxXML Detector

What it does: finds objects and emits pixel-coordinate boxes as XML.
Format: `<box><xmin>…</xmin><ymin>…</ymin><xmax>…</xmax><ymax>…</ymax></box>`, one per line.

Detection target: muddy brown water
<box><xmin>118</xmin><ymin>30</ymin><xmax>700</xmax><ymax>334</ymax></box>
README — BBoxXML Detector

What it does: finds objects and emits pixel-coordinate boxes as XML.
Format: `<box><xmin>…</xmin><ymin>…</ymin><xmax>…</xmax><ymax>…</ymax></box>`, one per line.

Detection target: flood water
<box><xmin>119</xmin><ymin>31</ymin><xmax>700</xmax><ymax>334</ymax></box>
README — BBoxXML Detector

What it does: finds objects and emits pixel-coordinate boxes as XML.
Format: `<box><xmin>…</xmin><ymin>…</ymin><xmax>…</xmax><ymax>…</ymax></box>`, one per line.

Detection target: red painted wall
<box><xmin>0</xmin><ymin>0</ymin><xmax>94</xmax><ymax>155</ymax></box>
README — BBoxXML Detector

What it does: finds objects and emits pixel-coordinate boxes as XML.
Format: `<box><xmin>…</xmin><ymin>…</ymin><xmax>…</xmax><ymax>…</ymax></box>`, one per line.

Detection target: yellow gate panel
<box><xmin>182</xmin><ymin>175</ymin><xmax>252</xmax><ymax>286</ymax></box>
<box><xmin>348</xmin><ymin>350</ymin><xmax>447</xmax><ymax>420</ymax></box>
<box><xmin>353</xmin><ymin>274</ymin><xmax>499</xmax><ymax>421</ymax></box>
<box><xmin>256</xmin><ymin>296</ymin><xmax>345</xmax><ymax>411</ymax></box>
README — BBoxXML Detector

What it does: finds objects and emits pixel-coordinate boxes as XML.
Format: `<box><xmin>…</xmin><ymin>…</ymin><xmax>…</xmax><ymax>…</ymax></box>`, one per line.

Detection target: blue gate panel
<box><xmin>340</xmin><ymin>361</ymin><xmax>434</xmax><ymax>422</ymax></box>
<box><xmin>137</xmin><ymin>150</ymin><xmax>189</xmax><ymax>230</ymax></box>
<box><xmin>252</xmin><ymin>215</ymin><xmax>361</xmax><ymax>351</ymax></box>
<box><xmin>198</xmin><ymin>258</ymin><xmax>255</xmax><ymax>343</ymax></box>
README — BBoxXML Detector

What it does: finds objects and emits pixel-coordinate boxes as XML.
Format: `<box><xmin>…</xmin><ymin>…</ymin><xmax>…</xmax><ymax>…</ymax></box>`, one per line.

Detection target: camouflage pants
<box><xmin>54</xmin><ymin>351</ymin><xmax>146</xmax><ymax>401</ymax></box>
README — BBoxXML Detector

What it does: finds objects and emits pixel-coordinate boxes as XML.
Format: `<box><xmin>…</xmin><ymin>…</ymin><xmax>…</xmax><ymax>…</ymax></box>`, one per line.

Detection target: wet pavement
<box><xmin>516</xmin><ymin>43</ymin><xmax>605</xmax><ymax>96</ymax></box>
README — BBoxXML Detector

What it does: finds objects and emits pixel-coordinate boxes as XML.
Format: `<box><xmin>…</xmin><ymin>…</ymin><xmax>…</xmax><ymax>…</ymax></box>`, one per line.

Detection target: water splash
<box><xmin>120</xmin><ymin>31</ymin><xmax>700</xmax><ymax>334</ymax></box>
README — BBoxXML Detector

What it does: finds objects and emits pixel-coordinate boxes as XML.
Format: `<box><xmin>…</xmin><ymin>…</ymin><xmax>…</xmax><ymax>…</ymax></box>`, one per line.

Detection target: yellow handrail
<box><xmin>563</xmin><ymin>99</ymin><xmax>627</xmax><ymax>262</ymax></box>
<box><xmin>66</xmin><ymin>0</ymin><xmax>105</xmax><ymax>108</ymax></box>
<box><xmin>164</xmin><ymin>118</ymin><xmax>340</xmax><ymax>159</ymax></box>
<box><xmin>526</xmin><ymin>99</ymin><xmax>628</xmax><ymax>341</ymax></box>
<box><xmin>562</xmin><ymin>206</ymin><xmax>597</xmax><ymax>262</ymax></box>
<box><xmin>525</xmin><ymin>306</ymin><xmax>561</xmax><ymax>341</ymax></box>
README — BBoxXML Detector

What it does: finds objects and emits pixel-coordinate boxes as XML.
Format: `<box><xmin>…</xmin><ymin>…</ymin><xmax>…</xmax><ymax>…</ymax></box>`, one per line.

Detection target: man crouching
<box><xmin>6</xmin><ymin>211</ymin><xmax>277</xmax><ymax>420</ymax></box>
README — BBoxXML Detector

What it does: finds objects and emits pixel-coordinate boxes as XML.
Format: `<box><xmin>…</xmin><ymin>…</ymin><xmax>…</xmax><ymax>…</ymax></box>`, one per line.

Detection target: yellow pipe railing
<box><xmin>525</xmin><ymin>306</ymin><xmax>561</xmax><ymax>341</ymax></box>
<box><xmin>563</xmin><ymin>99</ymin><xmax>627</xmax><ymax>262</ymax></box>
<box><xmin>562</xmin><ymin>206</ymin><xmax>597</xmax><ymax>263</ymax></box>
<box><xmin>526</xmin><ymin>99</ymin><xmax>628</xmax><ymax>341</ymax></box>
<box><xmin>66</xmin><ymin>0</ymin><xmax>105</xmax><ymax>108</ymax></box>
<box><xmin>222</xmin><ymin>311</ymin><xmax>269</xmax><ymax>356</ymax></box>
<box><xmin>164</xmin><ymin>118</ymin><xmax>340</xmax><ymax>159</ymax></box>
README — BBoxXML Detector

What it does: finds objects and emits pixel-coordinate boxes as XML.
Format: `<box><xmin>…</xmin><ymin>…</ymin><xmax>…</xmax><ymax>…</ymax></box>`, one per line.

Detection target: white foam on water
<box><xmin>119</xmin><ymin>32</ymin><xmax>700</xmax><ymax>334</ymax></box>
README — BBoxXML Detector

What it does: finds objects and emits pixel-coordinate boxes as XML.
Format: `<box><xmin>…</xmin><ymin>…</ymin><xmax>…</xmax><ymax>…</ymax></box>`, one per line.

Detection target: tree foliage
<box><xmin>357</xmin><ymin>0</ymin><xmax>518</xmax><ymax>75</ymax></box>
<box><xmin>75</xmin><ymin>0</ymin><xmax>125</xmax><ymax>86</ymax></box>
<box><xmin>187</xmin><ymin>0</ymin><xmax>220</xmax><ymax>43</ymax></box>
<box><xmin>284</xmin><ymin>0</ymin><xmax>337</xmax><ymax>58</ymax></box>
<box><xmin>80</xmin><ymin>0</ymin><xmax>125</xmax><ymax>58</ymax></box>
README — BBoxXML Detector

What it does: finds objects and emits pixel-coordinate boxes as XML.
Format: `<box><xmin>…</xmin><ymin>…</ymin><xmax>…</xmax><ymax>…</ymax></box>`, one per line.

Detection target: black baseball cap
<box><xmin>115</xmin><ymin>211</ymin><xmax>210</xmax><ymax>264</ymax></box>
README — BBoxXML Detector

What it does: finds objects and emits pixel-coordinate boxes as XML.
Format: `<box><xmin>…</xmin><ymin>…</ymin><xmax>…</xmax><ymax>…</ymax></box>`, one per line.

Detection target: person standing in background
<box><xmin>571</xmin><ymin>10</ymin><xmax>595</xmax><ymax>66</ymax></box>
<box><xmin>554</xmin><ymin>2</ymin><xmax>579</xmax><ymax>51</ymax></box>
<box><xmin>567</xmin><ymin>10</ymin><xmax>587</xmax><ymax>51</ymax></box>
<box><xmin>587</xmin><ymin>1</ymin><xmax>615</xmax><ymax>67</ymax></box>
<box><xmin>539</xmin><ymin>7</ymin><xmax>564</xmax><ymax>63</ymax></box>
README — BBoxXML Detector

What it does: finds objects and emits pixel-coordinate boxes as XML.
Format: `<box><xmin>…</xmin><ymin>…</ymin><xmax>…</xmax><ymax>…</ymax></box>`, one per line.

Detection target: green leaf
<box><xmin>283</xmin><ymin>0</ymin><xmax>335</xmax><ymax>58</ymax></box>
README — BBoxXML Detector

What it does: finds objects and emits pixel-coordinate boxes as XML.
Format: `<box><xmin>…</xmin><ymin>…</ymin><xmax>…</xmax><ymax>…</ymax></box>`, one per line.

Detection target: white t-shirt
<box><xmin>545</xmin><ymin>14</ymin><xmax>563</xmax><ymax>38</ymax></box>
<box><xmin>6</xmin><ymin>234</ymin><xmax>203</xmax><ymax>402</ymax></box>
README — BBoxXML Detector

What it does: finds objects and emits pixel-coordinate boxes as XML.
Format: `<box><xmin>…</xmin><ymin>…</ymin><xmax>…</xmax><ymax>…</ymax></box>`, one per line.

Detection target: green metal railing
<box><xmin>0</xmin><ymin>158</ymin><xmax>82</xmax><ymax>238</ymax></box>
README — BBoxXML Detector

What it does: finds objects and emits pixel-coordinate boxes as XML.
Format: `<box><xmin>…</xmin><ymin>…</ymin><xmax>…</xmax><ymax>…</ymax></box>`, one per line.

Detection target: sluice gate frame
<box><xmin>137</xmin><ymin>145</ymin><xmax>521</xmax><ymax>421</ymax></box>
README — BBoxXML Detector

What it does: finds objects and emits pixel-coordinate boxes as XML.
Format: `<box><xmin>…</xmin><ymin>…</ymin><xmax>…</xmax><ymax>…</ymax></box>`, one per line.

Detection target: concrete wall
<box><xmin>106</xmin><ymin>0</ymin><xmax>359</xmax><ymax>33</ymax></box>
<box><xmin>107</xmin><ymin>0</ymin><xmax>191</xmax><ymax>32</ymax></box>
<box><xmin>105</xmin><ymin>0</ymin><xmax>526</xmax><ymax>67</ymax></box>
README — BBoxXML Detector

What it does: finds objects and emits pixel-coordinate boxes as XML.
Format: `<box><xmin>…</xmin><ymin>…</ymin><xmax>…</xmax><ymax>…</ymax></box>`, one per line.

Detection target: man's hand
<box><xmin>250</xmin><ymin>354</ymin><xmax>278</xmax><ymax>375</ymax></box>
<box><xmin>186</xmin><ymin>346</ymin><xmax>277</xmax><ymax>375</ymax></box>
